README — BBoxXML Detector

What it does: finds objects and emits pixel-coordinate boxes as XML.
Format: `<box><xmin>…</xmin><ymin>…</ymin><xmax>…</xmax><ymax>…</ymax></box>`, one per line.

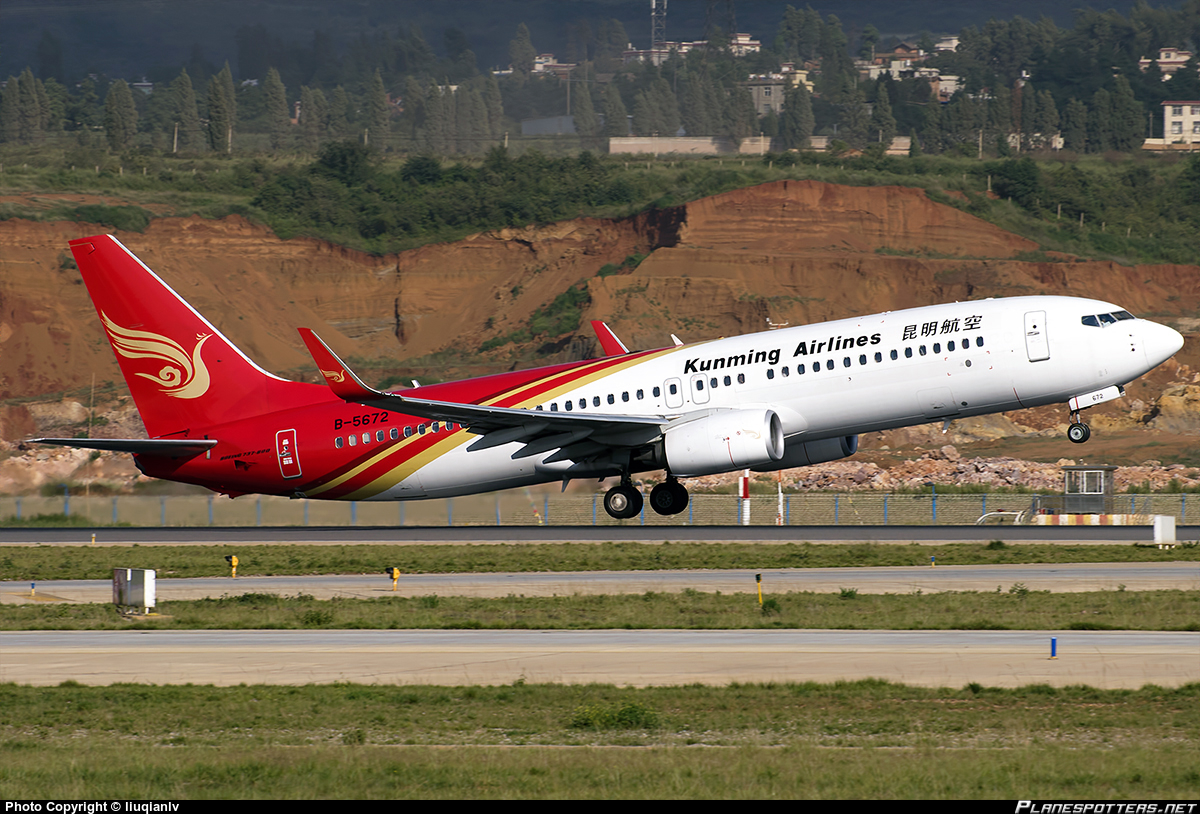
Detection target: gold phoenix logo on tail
<box><xmin>320</xmin><ymin>369</ymin><xmax>346</xmax><ymax>383</ymax></box>
<box><xmin>101</xmin><ymin>312</ymin><xmax>212</xmax><ymax>399</ymax></box>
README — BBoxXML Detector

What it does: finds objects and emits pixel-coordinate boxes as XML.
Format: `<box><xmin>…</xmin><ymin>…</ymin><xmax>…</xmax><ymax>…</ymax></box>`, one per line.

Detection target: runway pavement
<box><xmin>3</xmin><ymin>562</ymin><xmax>1197</xmax><ymax>603</ymax></box>
<box><xmin>3</xmin><ymin>629</ymin><xmax>1196</xmax><ymax>688</ymax></box>
<box><xmin>1</xmin><ymin>524</ymin><xmax>1196</xmax><ymax>545</ymax></box>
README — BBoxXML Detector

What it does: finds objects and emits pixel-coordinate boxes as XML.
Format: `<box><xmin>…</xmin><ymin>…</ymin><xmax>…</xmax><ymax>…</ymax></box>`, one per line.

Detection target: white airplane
<box><xmin>34</xmin><ymin>235</ymin><xmax>1185</xmax><ymax>519</ymax></box>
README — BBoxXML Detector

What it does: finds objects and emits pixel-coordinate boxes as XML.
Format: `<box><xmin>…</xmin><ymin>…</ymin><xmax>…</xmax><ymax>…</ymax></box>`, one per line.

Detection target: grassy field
<box><xmin>3</xmin><ymin>589</ymin><xmax>1197</xmax><ymax>632</ymax></box>
<box><xmin>2</xmin><ymin>541</ymin><xmax>1197</xmax><ymax>581</ymax></box>
<box><xmin>2</xmin><ymin>681</ymin><xmax>1197</xmax><ymax>797</ymax></box>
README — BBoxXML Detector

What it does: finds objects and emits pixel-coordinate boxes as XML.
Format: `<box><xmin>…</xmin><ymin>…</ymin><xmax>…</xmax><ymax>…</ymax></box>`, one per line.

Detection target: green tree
<box><xmin>0</xmin><ymin>77</ymin><xmax>19</xmax><ymax>143</ymax></box>
<box><xmin>299</xmin><ymin>86</ymin><xmax>328</xmax><ymax>152</ymax></box>
<box><xmin>572</xmin><ymin>76</ymin><xmax>600</xmax><ymax>141</ymax></box>
<box><xmin>103</xmin><ymin>79</ymin><xmax>138</xmax><ymax>150</ymax></box>
<box><xmin>869</xmin><ymin>84</ymin><xmax>896</xmax><ymax>146</ymax></box>
<box><xmin>1062</xmin><ymin>98</ymin><xmax>1088</xmax><ymax>152</ymax></box>
<box><xmin>779</xmin><ymin>81</ymin><xmax>814</xmax><ymax>149</ymax></box>
<box><xmin>602</xmin><ymin>83</ymin><xmax>628</xmax><ymax>137</ymax></box>
<box><xmin>365</xmin><ymin>69</ymin><xmax>390</xmax><ymax>149</ymax></box>
<box><xmin>1089</xmin><ymin>88</ymin><xmax>1113</xmax><ymax>152</ymax></box>
<box><xmin>509</xmin><ymin>23</ymin><xmax>537</xmax><ymax>77</ymax></box>
<box><xmin>1110</xmin><ymin>76</ymin><xmax>1143</xmax><ymax>151</ymax></box>
<box><xmin>17</xmin><ymin>68</ymin><xmax>44</xmax><ymax>144</ymax></box>
<box><xmin>263</xmin><ymin>67</ymin><xmax>290</xmax><ymax>151</ymax></box>
<box><xmin>171</xmin><ymin>69</ymin><xmax>204</xmax><ymax>151</ymax></box>
<box><xmin>207</xmin><ymin>63</ymin><xmax>237</xmax><ymax>152</ymax></box>
<box><xmin>838</xmin><ymin>88</ymin><xmax>870</xmax><ymax>149</ymax></box>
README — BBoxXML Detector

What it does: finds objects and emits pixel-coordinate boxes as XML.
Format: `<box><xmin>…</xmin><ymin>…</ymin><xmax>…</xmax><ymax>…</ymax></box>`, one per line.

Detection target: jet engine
<box><xmin>752</xmin><ymin>434</ymin><xmax>859</xmax><ymax>472</ymax></box>
<box><xmin>663</xmin><ymin>409</ymin><xmax>784</xmax><ymax>477</ymax></box>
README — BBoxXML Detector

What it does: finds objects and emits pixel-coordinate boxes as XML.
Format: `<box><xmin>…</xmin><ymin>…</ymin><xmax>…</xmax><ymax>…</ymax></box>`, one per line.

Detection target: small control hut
<box><xmin>1061</xmin><ymin>465</ymin><xmax>1119</xmax><ymax>515</ymax></box>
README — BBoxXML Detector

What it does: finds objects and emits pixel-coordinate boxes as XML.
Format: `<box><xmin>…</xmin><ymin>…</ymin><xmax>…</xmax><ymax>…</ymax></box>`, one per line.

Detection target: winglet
<box><xmin>590</xmin><ymin>320</ymin><xmax>629</xmax><ymax>356</ymax></box>
<box><xmin>297</xmin><ymin>328</ymin><xmax>381</xmax><ymax>402</ymax></box>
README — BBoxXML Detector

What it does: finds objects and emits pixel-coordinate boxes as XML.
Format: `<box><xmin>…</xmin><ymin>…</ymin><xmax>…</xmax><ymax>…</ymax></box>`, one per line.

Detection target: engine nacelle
<box><xmin>664</xmin><ymin>409</ymin><xmax>784</xmax><ymax>477</ymax></box>
<box><xmin>752</xmin><ymin>435</ymin><xmax>859</xmax><ymax>472</ymax></box>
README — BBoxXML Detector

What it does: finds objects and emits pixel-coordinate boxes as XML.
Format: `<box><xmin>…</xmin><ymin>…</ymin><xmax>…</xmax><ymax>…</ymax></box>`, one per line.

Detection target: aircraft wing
<box><xmin>298</xmin><ymin>329</ymin><xmax>666</xmax><ymax>463</ymax></box>
<box><xmin>27</xmin><ymin>438</ymin><xmax>217</xmax><ymax>456</ymax></box>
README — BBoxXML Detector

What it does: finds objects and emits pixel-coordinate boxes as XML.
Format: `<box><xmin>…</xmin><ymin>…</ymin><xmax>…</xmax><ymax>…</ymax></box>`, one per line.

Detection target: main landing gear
<box><xmin>1067</xmin><ymin>410</ymin><xmax>1091</xmax><ymax>444</ymax></box>
<box><xmin>603</xmin><ymin>475</ymin><xmax>690</xmax><ymax>519</ymax></box>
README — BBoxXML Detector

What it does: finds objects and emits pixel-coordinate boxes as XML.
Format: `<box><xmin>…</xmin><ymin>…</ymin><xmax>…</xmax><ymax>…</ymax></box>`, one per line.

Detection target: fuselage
<box><xmin>138</xmin><ymin>295</ymin><xmax>1182</xmax><ymax>502</ymax></box>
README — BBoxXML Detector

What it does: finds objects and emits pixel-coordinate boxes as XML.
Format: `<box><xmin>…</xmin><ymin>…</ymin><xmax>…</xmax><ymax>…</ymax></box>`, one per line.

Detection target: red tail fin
<box><xmin>69</xmin><ymin>234</ymin><xmax>296</xmax><ymax>438</ymax></box>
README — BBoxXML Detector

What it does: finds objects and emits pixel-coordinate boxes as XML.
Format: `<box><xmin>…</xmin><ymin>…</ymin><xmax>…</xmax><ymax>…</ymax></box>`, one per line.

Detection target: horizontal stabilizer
<box><xmin>28</xmin><ymin>438</ymin><xmax>217</xmax><ymax>457</ymax></box>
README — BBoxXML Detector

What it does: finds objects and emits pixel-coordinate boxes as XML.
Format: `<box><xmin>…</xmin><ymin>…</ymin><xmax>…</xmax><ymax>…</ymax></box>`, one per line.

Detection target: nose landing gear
<box><xmin>1067</xmin><ymin>410</ymin><xmax>1091</xmax><ymax>444</ymax></box>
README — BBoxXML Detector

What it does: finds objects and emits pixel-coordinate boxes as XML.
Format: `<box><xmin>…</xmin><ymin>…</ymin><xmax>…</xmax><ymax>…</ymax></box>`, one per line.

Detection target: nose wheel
<box><xmin>1067</xmin><ymin>411</ymin><xmax>1091</xmax><ymax>444</ymax></box>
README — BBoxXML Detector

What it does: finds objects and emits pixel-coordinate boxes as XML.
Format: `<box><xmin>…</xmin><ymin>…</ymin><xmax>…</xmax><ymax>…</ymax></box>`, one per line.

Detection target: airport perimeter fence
<box><xmin>1</xmin><ymin>491</ymin><xmax>1197</xmax><ymax>528</ymax></box>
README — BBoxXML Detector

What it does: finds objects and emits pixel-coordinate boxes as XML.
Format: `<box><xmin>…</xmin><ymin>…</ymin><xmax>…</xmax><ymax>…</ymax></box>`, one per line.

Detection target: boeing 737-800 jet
<box><xmin>32</xmin><ymin>235</ymin><xmax>1184</xmax><ymax>519</ymax></box>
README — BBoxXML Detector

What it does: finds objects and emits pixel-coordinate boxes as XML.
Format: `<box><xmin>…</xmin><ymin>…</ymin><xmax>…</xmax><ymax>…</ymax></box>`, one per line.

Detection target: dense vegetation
<box><xmin>8</xmin><ymin>4</ymin><xmax>1200</xmax><ymax>156</ymax></box>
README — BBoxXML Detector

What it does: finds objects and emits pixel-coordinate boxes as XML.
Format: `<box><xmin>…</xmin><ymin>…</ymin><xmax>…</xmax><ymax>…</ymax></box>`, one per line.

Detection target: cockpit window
<box><xmin>1083</xmin><ymin>311</ymin><xmax>1134</xmax><ymax>327</ymax></box>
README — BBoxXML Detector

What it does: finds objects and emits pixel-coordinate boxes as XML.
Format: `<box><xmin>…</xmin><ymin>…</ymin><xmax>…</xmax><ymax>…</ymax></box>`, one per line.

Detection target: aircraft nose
<box><xmin>1142</xmin><ymin>320</ymin><xmax>1185</xmax><ymax>368</ymax></box>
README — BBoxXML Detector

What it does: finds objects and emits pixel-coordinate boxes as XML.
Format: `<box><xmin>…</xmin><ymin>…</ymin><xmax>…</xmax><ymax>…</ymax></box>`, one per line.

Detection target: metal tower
<box><xmin>652</xmin><ymin>0</ymin><xmax>667</xmax><ymax>48</ymax></box>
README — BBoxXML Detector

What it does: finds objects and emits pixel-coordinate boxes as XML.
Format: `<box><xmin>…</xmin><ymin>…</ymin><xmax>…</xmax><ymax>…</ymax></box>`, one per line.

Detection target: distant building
<box><xmin>624</xmin><ymin>32</ymin><xmax>761</xmax><ymax>65</ymax></box>
<box><xmin>1163</xmin><ymin>100</ymin><xmax>1200</xmax><ymax>142</ymax></box>
<box><xmin>741</xmin><ymin>64</ymin><xmax>813</xmax><ymax>116</ymax></box>
<box><xmin>1139</xmin><ymin>47</ymin><xmax>1194</xmax><ymax>79</ymax></box>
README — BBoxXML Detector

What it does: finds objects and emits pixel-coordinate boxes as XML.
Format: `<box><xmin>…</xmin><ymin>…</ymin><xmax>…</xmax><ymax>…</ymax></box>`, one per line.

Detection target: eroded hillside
<box><xmin>2</xmin><ymin>179</ymin><xmax>1199</xmax><ymax>491</ymax></box>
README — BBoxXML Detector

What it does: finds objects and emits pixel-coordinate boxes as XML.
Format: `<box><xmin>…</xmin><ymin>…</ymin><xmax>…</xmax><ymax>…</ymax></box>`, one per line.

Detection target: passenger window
<box><xmin>710</xmin><ymin>378</ymin><xmax>718</xmax><ymax>388</ymax></box>
<box><xmin>391</xmin><ymin>427</ymin><xmax>399</xmax><ymax>440</ymax></box>
<box><xmin>813</xmin><ymin>360</ymin><xmax>821</xmax><ymax>371</ymax></box>
<box><xmin>565</xmin><ymin>401</ymin><xmax>573</xmax><ymax>411</ymax></box>
<box><xmin>737</xmin><ymin>373</ymin><xmax>745</xmax><ymax>384</ymax></box>
<box><xmin>797</xmin><ymin>364</ymin><xmax>804</xmax><ymax>374</ymax></box>
<box><xmin>859</xmin><ymin>354</ymin><xmax>867</xmax><ymax>365</ymax></box>
<box><xmin>362</xmin><ymin>432</ymin><xmax>370</xmax><ymax>444</ymax></box>
<box><xmin>767</xmin><ymin>369</ymin><xmax>775</xmax><ymax>380</ymax></box>
<box><xmin>890</xmin><ymin>349</ymin><xmax>898</xmax><ymax>360</ymax></box>
<box><xmin>404</xmin><ymin>426</ymin><xmax>413</xmax><ymax>438</ymax></box>
<box><xmin>335</xmin><ymin>437</ymin><xmax>344</xmax><ymax>449</ymax></box>
<box><xmin>579</xmin><ymin>398</ymin><xmax>586</xmax><ymax>409</ymax></box>
<box><xmin>948</xmin><ymin>341</ymin><xmax>955</xmax><ymax>351</ymax></box>
<box><xmin>843</xmin><ymin>357</ymin><xmax>851</xmax><ymax>368</ymax></box>
<box><xmin>349</xmin><ymin>434</ymin><xmax>357</xmax><ymax>446</ymax></box>
<box><xmin>607</xmin><ymin>393</ymin><xmax>615</xmax><ymax>404</ymax></box>
<box><xmin>783</xmin><ymin>366</ymin><xmax>790</xmax><ymax>377</ymax></box>
<box><xmin>905</xmin><ymin>347</ymin><xmax>912</xmax><ymax>358</ymax></box>
<box><xmin>551</xmin><ymin>403</ymin><xmax>558</xmax><ymax>411</ymax></box>
<box><xmin>723</xmin><ymin>375</ymin><xmax>731</xmax><ymax>386</ymax></box>
<box><xmin>622</xmin><ymin>391</ymin><xmax>629</xmax><ymax>402</ymax></box>
<box><xmin>695</xmin><ymin>379</ymin><xmax>704</xmax><ymax>391</ymax></box>
<box><xmin>919</xmin><ymin>346</ymin><xmax>927</xmax><ymax>356</ymax></box>
<box><xmin>933</xmin><ymin>343</ymin><xmax>941</xmax><ymax>353</ymax></box>
<box><xmin>638</xmin><ymin>389</ymin><xmax>645</xmax><ymax>400</ymax></box>
<box><xmin>669</xmin><ymin>383</ymin><xmax>678</xmax><ymax>395</ymax></box>
<box><xmin>431</xmin><ymin>423</ymin><xmax>440</xmax><ymax>433</ymax></box>
<box><xmin>376</xmin><ymin>430</ymin><xmax>385</xmax><ymax>442</ymax></box>
<box><xmin>593</xmin><ymin>396</ymin><xmax>601</xmax><ymax>407</ymax></box>
<box><xmin>976</xmin><ymin>337</ymin><xmax>984</xmax><ymax>347</ymax></box>
<box><xmin>874</xmin><ymin>352</ymin><xmax>881</xmax><ymax>362</ymax></box>
<box><xmin>418</xmin><ymin>424</ymin><xmax>426</xmax><ymax>435</ymax></box>
<box><xmin>652</xmin><ymin>387</ymin><xmax>660</xmax><ymax>397</ymax></box>
<box><xmin>535</xmin><ymin>405</ymin><xmax>543</xmax><ymax>411</ymax></box>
